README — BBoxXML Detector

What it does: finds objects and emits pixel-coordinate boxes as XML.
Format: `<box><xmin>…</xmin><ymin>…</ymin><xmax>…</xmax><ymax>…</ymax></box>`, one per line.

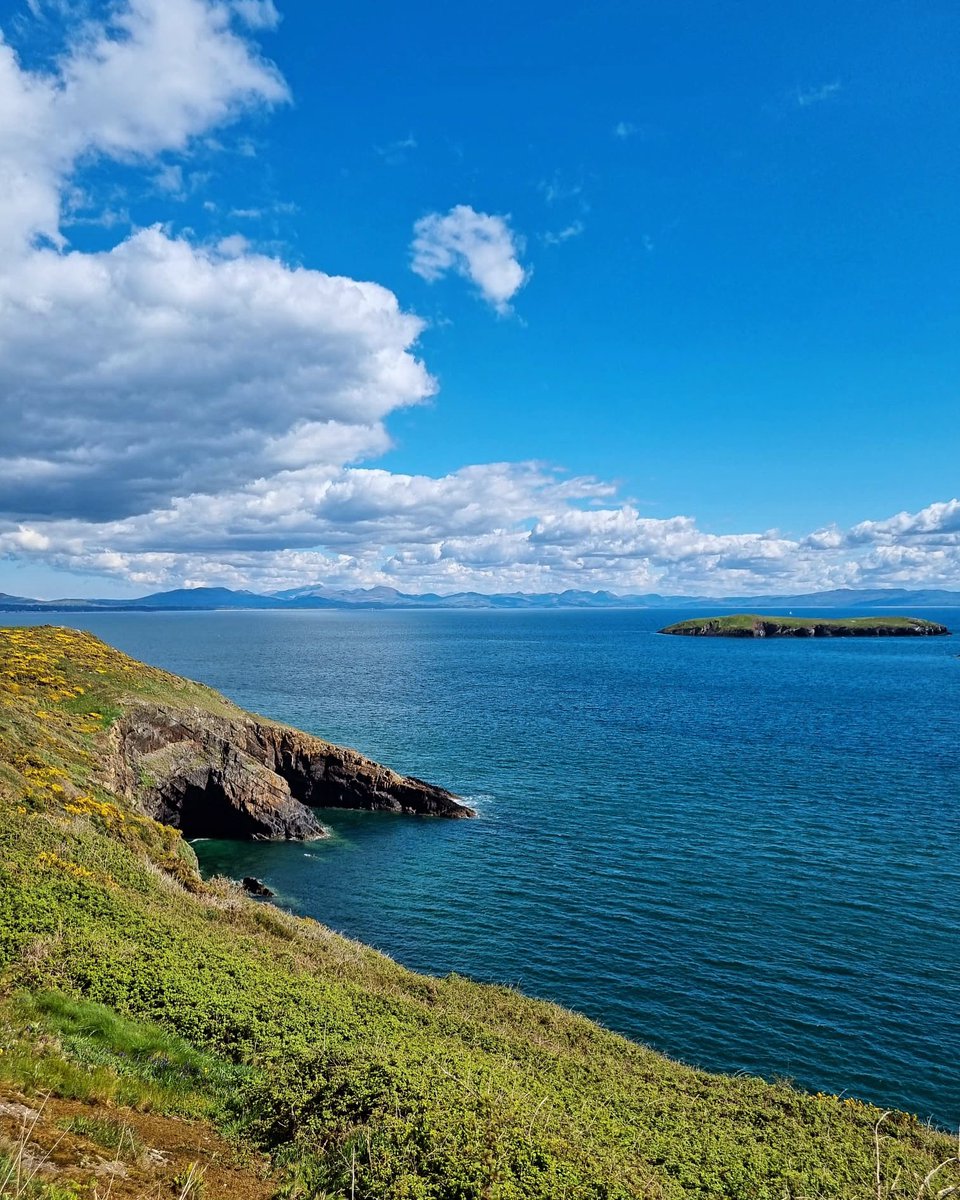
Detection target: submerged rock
<box><xmin>103</xmin><ymin>702</ymin><xmax>474</xmax><ymax>842</ymax></box>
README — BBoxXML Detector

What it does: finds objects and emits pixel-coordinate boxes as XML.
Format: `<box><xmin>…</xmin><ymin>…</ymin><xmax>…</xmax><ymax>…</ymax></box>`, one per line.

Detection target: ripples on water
<box><xmin>9</xmin><ymin>608</ymin><xmax>959</xmax><ymax>1124</ymax></box>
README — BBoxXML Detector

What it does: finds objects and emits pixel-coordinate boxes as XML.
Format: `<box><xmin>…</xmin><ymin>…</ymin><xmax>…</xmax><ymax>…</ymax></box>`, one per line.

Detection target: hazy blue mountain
<box><xmin>0</xmin><ymin>592</ymin><xmax>41</xmax><ymax>608</ymax></box>
<box><xmin>1</xmin><ymin>585</ymin><xmax>958</xmax><ymax>612</ymax></box>
<box><xmin>855</xmin><ymin>589</ymin><xmax>960</xmax><ymax>607</ymax></box>
<box><xmin>723</xmin><ymin>588</ymin><xmax>960</xmax><ymax>609</ymax></box>
<box><xmin>126</xmin><ymin>587</ymin><xmax>288</xmax><ymax>609</ymax></box>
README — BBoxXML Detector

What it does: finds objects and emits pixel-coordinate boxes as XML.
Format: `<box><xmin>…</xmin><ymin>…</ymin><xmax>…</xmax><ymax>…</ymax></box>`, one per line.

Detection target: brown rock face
<box><xmin>750</xmin><ymin>619</ymin><xmax>952</xmax><ymax>638</ymax></box>
<box><xmin>663</xmin><ymin>618</ymin><xmax>950</xmax><ymax>638</ymax></box>
<box><xmin>104</xmin><ymin>703</ymin><xmax>474</xmax><ymax>841</ymax></box>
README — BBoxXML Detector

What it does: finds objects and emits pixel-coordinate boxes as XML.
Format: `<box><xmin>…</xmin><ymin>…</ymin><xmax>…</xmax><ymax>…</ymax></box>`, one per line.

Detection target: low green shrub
<box><xmin>0</xmin><ymin>628</ymin><xmax>956</xmax><ymax>1198</ymax></box>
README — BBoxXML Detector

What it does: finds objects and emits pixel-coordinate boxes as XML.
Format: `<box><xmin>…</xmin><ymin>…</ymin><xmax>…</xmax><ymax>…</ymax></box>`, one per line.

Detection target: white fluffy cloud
<box><xmin>231</xmin><ymin>0</ymin><xmax>281</xmax><ymax>29</ymax></box>
<box><xmin>411</xmin><ymin>205</ymin><xmax>528</xmax><ymax>313</ymax></box>
<box><xmin>0</xmin><ymin>2</ymin><xmax>956</xmax><ymax>599</ymax></box>
<box><xmin>4</xmin><ymin>453</ymin><xmax>960</xmax><ymax>595</ymax></box>
<box><xmin>0</xmin><ymin>229</ymin><xmax>432</xmax><ymax>519</ymax></box>
<box><xmin>847</xmin><ymin>499</ymin><xmax>960</xmax><ymax>543</ymax></box>
<box><xmin>0</xmin><ymin>0</ymin><xmax>287</xmax><ymax>256</ymax></box>
<box><xmin>0</xmin><ymin>0</ymin><xmax>432</xmax><ymax>525</ymax></box>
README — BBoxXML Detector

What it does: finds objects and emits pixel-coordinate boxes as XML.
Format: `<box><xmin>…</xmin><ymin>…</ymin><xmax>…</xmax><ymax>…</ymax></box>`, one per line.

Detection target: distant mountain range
<box><xmin>1</xmin><ymin>584</ymin><xmax>959</xmax><ymax>612</ymax></box>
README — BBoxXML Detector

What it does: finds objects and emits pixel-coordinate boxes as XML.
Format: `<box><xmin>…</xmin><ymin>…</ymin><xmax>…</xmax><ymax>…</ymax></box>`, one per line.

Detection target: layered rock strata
<box><xmin>104</xmin><ymin>703</ymin><xmax>474</xmax><ymax>841</ymax></box>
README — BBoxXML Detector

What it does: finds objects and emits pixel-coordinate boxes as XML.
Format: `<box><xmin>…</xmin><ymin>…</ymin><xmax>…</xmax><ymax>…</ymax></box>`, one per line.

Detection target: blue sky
<box><xmin>0</xmin><ymin>0</ymin><xmax>958</xmax><ymax>597</ymax></box>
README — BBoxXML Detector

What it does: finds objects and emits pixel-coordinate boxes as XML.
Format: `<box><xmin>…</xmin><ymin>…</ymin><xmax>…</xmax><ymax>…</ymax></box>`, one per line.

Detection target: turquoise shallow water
<box><xmin>7</xmin><ymin>608</ymin><xmax>959</xmax><ymax>1124</ymax></box>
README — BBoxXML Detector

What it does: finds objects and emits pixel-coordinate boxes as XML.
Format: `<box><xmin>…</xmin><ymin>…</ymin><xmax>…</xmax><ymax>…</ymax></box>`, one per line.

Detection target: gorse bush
<box><xmin>0</xmin><ymin>626</ymin><xmax>957</xmax><ymax>1198</ymax></box>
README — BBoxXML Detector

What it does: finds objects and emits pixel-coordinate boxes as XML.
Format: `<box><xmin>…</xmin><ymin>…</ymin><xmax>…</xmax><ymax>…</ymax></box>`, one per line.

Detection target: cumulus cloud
<box><xmin>411</xmin><ymin>205</ymin><xmax>528</xmax><ymax>313</ymax></box>
<box><xmin>4</xmin><ymin>455</ymin><xmax>960</xmax><ymax>595</ymax></box>
<box><xmin>231</xmin><ymin>0</ymin><xmax>281</xmax><ymax>29</ymax></box>
<box><xmin>848</xmin><ymin>499</ymin><xmax>960</xmax><ymax>543</ymax></box>
<box><xmin>0</xmin><ymin>0</ymin><xmax>433</xmax><ymax>527</ymax></box>
<box><xmin>0</xmin><ymin>229</ymin><xmax>432</xmax><ymax>519</ymax></box>
<box><xmin>0</xmin><ymin>0</ymin><xmax>287</xmax><ymax>256</ymax></box>
<box><xmin>0</xmin><ymin>3</ymin><xmax>956</xmax><ymax>600</ymax></box>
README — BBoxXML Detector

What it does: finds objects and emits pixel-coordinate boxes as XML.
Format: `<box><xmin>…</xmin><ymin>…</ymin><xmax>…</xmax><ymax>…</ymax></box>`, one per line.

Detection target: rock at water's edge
<box><xmin>241</xmin><ymin>876</ymin><xmax>275</xmax><ymax>897</ymax></box>
<box><xmin>103</xmin><ymin>702</ymin><xmax>475</xmax><ymax>842</ymax></box>
<box><xmin>660</xmin><ymin>616</ymin><xmax>950</xmax><ymax>638</ymax></box>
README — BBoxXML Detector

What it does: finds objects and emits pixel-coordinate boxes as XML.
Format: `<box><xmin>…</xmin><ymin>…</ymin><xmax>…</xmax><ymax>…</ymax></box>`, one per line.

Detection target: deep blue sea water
<box><xmin>7</xmin><ymin>608</ymin><xmax>959</xmax><ymax>1125</ymax></box>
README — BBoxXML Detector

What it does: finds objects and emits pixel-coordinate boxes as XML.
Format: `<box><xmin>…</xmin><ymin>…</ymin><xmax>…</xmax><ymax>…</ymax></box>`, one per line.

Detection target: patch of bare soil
<box><xmin>0</xmin><ymin>1086</ymin><xmax>277</xmax><ymax>1198</ymax></box>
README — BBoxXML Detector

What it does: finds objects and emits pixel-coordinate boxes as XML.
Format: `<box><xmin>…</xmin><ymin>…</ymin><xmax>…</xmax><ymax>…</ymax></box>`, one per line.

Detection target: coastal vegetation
<box><xmin>659</xmin><ymin>614</ymin><xmax>951</xmax><ymax>638</ymax></box>
<box><xmin>0</xmin><ymin>625</ymin><xmax>958</xmax><ymax>1198</ymax></box>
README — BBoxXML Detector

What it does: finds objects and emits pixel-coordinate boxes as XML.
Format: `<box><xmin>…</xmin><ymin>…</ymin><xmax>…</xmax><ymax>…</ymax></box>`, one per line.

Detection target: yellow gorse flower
<box><xmin>35</xmin><ymin>851</ymin><xmax>96</xmax><ymax>881</ymax></box>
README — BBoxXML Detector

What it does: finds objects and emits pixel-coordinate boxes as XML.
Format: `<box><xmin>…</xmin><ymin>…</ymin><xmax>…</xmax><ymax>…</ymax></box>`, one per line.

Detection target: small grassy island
<box><xmin>660</xmin><ymin>613</ymin><xmax>951</xmax><ymax>638</ymax></box>
<box><xmin>1</xmin><ymin>625</ymin><xmax>958</xmax><ymax>1198</ymax></box>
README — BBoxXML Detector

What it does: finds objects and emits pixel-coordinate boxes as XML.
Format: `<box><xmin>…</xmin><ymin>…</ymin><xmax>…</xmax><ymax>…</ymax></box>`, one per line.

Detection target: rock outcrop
<box><xmin>242</xmin><ymin>877</ymin><xmax>275</xmax><ymax>897</ymax></box>
<box><xmin>661</xmin><ymin>615</ymin><xmax>950</xmax><ymax>638</ymax></box>
<box><xmin>755</xmin><ymin>620</ymin><xmax>949</xmax><ymax>637</ymax></box>
<box><xmin>104</xmin><ymin>703</ymin><xmax>474</xmax><ymax>841</ymax></box>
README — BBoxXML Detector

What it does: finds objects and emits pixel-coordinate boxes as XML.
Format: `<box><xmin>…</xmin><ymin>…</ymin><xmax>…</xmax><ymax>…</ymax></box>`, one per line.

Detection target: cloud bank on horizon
<box><xmin>0</xmin><ymin>0</ymin><xmax>957</xmax><ymax>598</ymax></box>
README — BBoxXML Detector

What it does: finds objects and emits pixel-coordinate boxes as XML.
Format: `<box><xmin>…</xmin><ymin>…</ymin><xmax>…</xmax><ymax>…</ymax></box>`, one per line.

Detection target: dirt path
<box><xmin>0</xmin><ymin>1086</ymin><xmax>277</xmax><ymax>1198</ymax></box>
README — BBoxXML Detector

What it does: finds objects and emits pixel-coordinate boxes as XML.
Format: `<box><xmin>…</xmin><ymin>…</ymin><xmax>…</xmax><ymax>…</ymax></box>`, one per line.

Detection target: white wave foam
<box><xmin>462</xmin><ymin>793</ymin><xmax>496</xmax><ymax>815</ymax></box>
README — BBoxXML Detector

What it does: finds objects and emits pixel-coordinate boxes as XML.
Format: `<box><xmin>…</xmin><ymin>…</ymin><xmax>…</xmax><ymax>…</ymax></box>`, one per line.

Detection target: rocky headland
<box><xmin>0</xmin><ymin>624</ymin><xmax>471</xmax><ymax>845</ymax></box>
<box><xmin>2</xmin><ymin>625</ymin><xmax>959</xmax><ymax>1198</ymax></box>
<box><xmin>103</xmin><ymin>700</ymin><xmax>474</xmax><ymax>841</ymax></box>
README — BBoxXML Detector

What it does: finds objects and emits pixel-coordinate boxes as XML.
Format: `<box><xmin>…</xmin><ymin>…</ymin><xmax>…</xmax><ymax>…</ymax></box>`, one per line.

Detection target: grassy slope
<box><xmin>0</xmin><ymin>626</ymin><xmax>956</xmax><ymax>1200</ymax></box>
<box><xmin>661</xmin><ymin>614</ymin><xmax>945</xmax><ymax>633</ymax></box>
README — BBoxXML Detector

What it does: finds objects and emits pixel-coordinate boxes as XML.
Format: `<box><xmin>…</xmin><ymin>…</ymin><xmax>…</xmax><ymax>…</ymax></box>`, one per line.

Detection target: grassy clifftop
<box><xmin>660</xmin><ymin>614</ymin><xmax>951</xmax><ymax>637</ymax></box>
<box><xmin>0</xmin><ymin>626</ymin><xmax>957</xmax><ymax>1199</ymax></box>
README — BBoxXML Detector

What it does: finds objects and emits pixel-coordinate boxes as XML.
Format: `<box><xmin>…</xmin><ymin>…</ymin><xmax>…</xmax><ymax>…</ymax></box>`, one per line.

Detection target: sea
<box><xmin>6</xmin><ymin>607</ymin><xmax>959</xmax><ymax>1126</ymax></box>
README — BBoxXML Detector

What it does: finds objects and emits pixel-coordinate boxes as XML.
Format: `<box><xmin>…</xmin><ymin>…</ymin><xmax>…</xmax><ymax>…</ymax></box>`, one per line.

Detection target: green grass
<box><xmin>56</xmin><ymin>1113</ymin><xmax>142</xmax><ymax>1155</ymax></box>
<box><xmin>0</xmin><ymin>1152</ymin><xmax>86</xmax><ymax>1200</ymax></box>
<box><xmin>0</xmin><ymin>989</ymin><xmax>246</xmax><ymax>1119</ymax></box>
<box><xmin>0</xmin><ymin>626</ymin><xmax>958</xmax><ymax>1198</ymax></box>
<box><xmin>661</xmin><ymin>613</ymin><xmax>948</xmax><ymax>634</ymax></box>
